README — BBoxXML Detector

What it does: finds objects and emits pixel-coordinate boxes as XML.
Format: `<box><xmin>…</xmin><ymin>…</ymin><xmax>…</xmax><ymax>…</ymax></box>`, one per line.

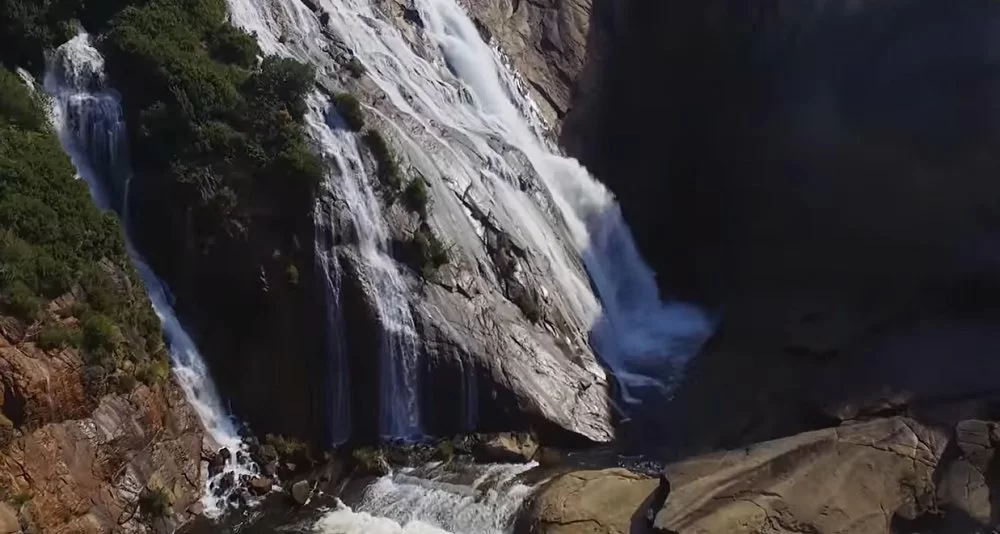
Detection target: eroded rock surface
<box><xmin>522</xmin><ymin>417</ymin><xmax>1000</xmax><ymax>534</ymax></box>
<box><xmin>0</xmin><ymin>325</ymin><xmax>204</xmax><ymax>534</ymax></box>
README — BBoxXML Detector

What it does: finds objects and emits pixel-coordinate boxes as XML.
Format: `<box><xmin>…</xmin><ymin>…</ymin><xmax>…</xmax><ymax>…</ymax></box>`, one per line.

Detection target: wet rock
<box><xmin>248</xmin><ymin>476</ymin><xmax>273</xmax><ymax>496</ymax></box>
<box><xmin>186</xmin><ymin>501</ymin><xmax>205</xmax><ymax>516</ymax></box>
<box><xmin>536</xmin><ymin>447</ymin><xmax>561</xmax><ymax>466</ymax></box>
<box><xmin>236</xmin><ymin>450</ymin><xmax>247</xmax><ymax>465</ymax></box>
<box><xmin>207</xmin><ymin>452</ymin><xmax>226</xmax><ymax>478</ymax></box>
<box><xmin>262</xmin><ymin>460</ymin><xmax>279</xmax><ymax>478</ymax></box>
<box><xmin>219</xmin><ymin>448</ymin><xmax>232</xmax><ymax>464</ymax></box>
<box><xmin>473</xmin><ymin>432</ymin><xmax>539</xmax><ymax>463</ymax></box>
<box><xmin>291</xmin><ymin>480</ymin><xmax>311</xmax><ymax>505</ymax></box>
<box><xmin>216</xmin><ymin>472</ymin><xmax>236</xmax><ymax>495</ymax></box>
<box><xmin>402</xmin><ymin>7</ymin><xmax>423</xmax><ymax>27</ymax></box>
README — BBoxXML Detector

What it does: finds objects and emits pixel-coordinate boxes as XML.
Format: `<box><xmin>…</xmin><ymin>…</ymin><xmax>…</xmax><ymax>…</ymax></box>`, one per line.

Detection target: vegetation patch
<box><xmin>138</xmin><ymin>487</ymin><xmax>171</xmax><ymax>518</ymax></box>
<box><xmin>101</xmin><ymin>0</ymin><xmax>322</xmax><ymax>259</ymax></box>
<box><xmin>402</xmin><ymin>178</ymin><xmax>429</xmax><ymax>218</ymax></box>
<box><xmin>362</xmin><ymin>129</ymin><xmax>402</xmax><ymax>193</ymax></box>
<box><xmin>0</xmin><ymin>68</ymin><xmax>169</xmax><ymax>400</ymax></box>
<box><xmin>409</xmin><ymin>224</ymin><xmax>450</xmax><ymax>278</ymax></box>
<box><xmin>36</xmin><ymin>323</ymin><xmax>83</xmax><ymax>350</ymax></box>
<box><xmin>333</xmin><ymin>92</ymin><xmax>365</xmax><ymax>131</ymax></box>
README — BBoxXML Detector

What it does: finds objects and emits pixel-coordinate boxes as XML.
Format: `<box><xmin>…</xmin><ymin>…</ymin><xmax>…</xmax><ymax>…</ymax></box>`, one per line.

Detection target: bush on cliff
<box><xmin>333</xmin><ymin>92</ymin><xmax>365</xmax><ymax>131</ymax></box>
<box><xmin>0</xmin><ymin>68</ymin><xmax>165</xmax><ymax>400</ymax></box>
<box><xmin>103</xmin><ymin>0</ymin><xmax>322</xmax><ymax>253</ymax></box>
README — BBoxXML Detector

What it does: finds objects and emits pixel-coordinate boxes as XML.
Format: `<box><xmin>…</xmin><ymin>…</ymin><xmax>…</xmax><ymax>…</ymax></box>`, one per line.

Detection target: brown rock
<box><xmin>186</xmin><ymin>501</ymin><xmax>205</xmax><ymax>517</ymax></box>
<box><xmin>0</xmin><ymin>503</ymin><xmax>18</xmax><ymax>534</ymax></box>
<box><xmin>473</xmin><ymin>432</ymin><xmax>539</xmax><ymax>463</ymax></box>
<box><xmin>526</xmin><ymin>469</ymin><xmax>659</xmax><ymax>534</ymax></box>
<box><xmin>0</xmin><ymin>326</ymin><xmax>204</xmax><ymax>534</ymax></box>
<box><xmin>525</xmin><ymin>418</ymin><xmax>947</xmax><ymax>534</ymax></box>
<box><xmin>248</xmin><ymin>476</ymin><xmax>272</xmax><ymax>496</ymax></box>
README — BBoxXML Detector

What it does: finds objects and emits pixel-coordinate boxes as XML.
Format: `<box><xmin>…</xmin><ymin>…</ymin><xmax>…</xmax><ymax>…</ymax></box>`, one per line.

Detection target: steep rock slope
<box><xmin>0</xmin><ymin>69</ymin><xmax>203</xmax><ymax>533</ymax></box>
<box><xmin>222</xmin><ymin>0</ymin><xmax>616</xmax><ymax>443</ymax></box>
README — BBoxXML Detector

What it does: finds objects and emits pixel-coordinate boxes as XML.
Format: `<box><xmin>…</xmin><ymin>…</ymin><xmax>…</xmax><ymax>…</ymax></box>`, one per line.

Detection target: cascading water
<box><xmin>42</xmin><ymin>31</ymin><xmax>258</xmax><ymax>518</ymax></box>
<box><xmin>228</xmin><ymin>0</ymin><xmax>713</xmax><ymax>406</ymax></box>
<box><xmin>317</xmin><ymin>463</ymin><xmax>538</xmax><ymax>534</ymax></box>
<box><xmin>306</xmin><ymin>94</ymin><xmax>423</xmax><ymax>439</ymax></box>
<box><xmin>225</xmin><ymin>0</ymin><xmax>427</xmax><ymax>439</ymax></box>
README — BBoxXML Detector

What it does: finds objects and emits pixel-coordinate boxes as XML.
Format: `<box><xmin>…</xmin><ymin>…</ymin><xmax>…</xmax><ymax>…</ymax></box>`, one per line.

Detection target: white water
<box><xmin>306</xmin><ymin>94</ymin><xmax>423</xmax><ymax>439</ymax></box>
<box><xmin>316</xmin><ymin>463</ymin><xmax>537</xmax><ymax>534</ymax></box>
<box><xmin>42</xmin><ymin>32</ymin><xmax>257</xmax><ymax>518</ymax></box>
<box><xmin>228</xmin><ymin>0</ymin><xmax>713</xmax><ymax>407</ymax></box>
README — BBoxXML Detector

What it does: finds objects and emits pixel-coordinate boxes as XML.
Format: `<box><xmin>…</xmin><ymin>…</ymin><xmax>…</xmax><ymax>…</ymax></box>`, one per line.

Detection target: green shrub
<box><xmin>0</xmin><ymin>70</ymin><xmax>46</xmax><ymax>130</ymax></box>
<box><xmin>8</xmin><ymin>491</ymin><xmax>31</xmax><ymax>508</ymax></box>
<box><xmin>36</xmin><ymin>323</ymin><xmax>82</xmax><ymax>350</ymax></box>
<box><xmin>138</xmin><ymin>487</ymin><xmax>171</xmax><ymax>518</ymax></box>
<box><xmin>81</xmin><ymin>365</ymin><xmax>108</xmax><ymax>398</ymax></box>
<box><xmin>402</xmin><ymin>178</ymin><xmax>429</xmax><ymax>218</ymax></box>
<box><xmin>114</xmin><ymin>373</ymin><xmax>138</xmax><ymax>394</ymax></box>
<box><xmin>2</xmin><ymin>282</ymin><xmax>42</xmax><ymax>321</ymax></box>
<box><xmin>264</xmin><ymin>433</ymin><xmax>309</xmax><ymax>459</ymax></box>
<box><xmin>410</xmin><ymin>225</ymin><xmax>450</xmax><ymax>277</ymax></box>
<box><xmin>135</xmin><ymin>357</ymin><xmax>170</xmax><ymax>386</ymax></box>
<box><xmin>82</xmin><ymin>313</ymin><xmax>122</xmax><ymax>357</ymax></box>
<box><xmin>362</xmin><ymin>129</ymin><xmax>402</xmax><ymax>192</ymax></box>
<box><xmin>333</xmin><ymin>92</ymin><xmax>365</xmax><ymax>131</ymax></box>
<box><xmin>351</xmin><ymin>447</ymin><xmax>390</xmax><ymax>475</ymax></box>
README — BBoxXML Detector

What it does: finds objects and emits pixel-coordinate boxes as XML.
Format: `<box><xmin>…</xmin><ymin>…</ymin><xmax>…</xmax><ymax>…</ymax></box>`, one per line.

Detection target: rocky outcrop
<box><xmin>524</xmin><ymin>417</ymin><xmax>1000</xmax><ymax>534</ymax></box>
<box><xmin>0</xmin><ymin>322</ymin><xmax>204</xmax><ymax>534</ymax></box>
<box><xmin>452</xmin><ymin>0</ymin><xmax>609</xmax><ymax>133</ymax></box>
<box><xmin>522</xmin><ymin>468</ymin><xmax>659</xmax><ymax>534</ymax></box>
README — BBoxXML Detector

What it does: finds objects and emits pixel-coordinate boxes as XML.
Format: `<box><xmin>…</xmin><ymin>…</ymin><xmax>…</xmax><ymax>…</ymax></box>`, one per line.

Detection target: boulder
<box><xmin>523</xmin><ymin>418</ymin><xmax>950</xmax><ymax>534</ymax></box>
<box><xmin>473</xmin><ymin>432</ymin><xmax>539</xmax><ymax>463</ymax></box>
<box><xmin>290</xmin><ymin>480</ymin><xmax>311</xmax><ymax>505</ymax></box>
<box><xmin>248</xmin><ymin>476</ymin><xmax>273</xmax><ymax>496</ymax></box>
<box><xmin>0</xmin><ymin>503</ymin><xmax>18</xmax><ymax>534</ymax></box>
<box><xmin>523</xmin><ymin>469</ymin><xmax>659</xmax><ymax>534</ymax></box>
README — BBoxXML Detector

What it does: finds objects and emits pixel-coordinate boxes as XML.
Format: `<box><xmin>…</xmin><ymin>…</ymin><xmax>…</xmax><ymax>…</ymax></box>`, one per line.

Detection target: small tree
<box><xmin>402</xmin><ymin>178</ymin><xmax>429</xmax><ymax>218</ymax></box>
<box><xmin>333</xmin><ymin>93</ymin><xmax>365</xmax><ymax>131</ymax></box>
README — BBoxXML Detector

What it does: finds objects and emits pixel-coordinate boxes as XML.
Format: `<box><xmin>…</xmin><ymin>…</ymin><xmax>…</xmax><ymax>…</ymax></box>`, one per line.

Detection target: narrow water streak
<box><xmin>43</xmin><ymin>31</ymin><xmax>256</xmax><ymax>518</ymax></box>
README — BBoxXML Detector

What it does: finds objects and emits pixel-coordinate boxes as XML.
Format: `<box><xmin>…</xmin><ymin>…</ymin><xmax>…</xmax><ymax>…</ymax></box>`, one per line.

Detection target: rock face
<box><xmin>199</xmin><ymin>0</ymin><xmax>618</xmax><ymax>445</ymax></box>
<box><xmin>524</xmin><ymin>417</ymin><xmax>1000</xmax><ymax>534</ymax></box>
<box><xmin>454</xmin><ymin>0</ymin><xmax>608</xmax><ymax>132</ymax></box>
<box><xmin>547</xmin><ymin>0</ymin><xmax>1000</xmax><ymax>453</ymax></box>
<box><xmin>0</xmin><ymin>322</ymin><xmax>204</xmax><ymax>533</ymax></box>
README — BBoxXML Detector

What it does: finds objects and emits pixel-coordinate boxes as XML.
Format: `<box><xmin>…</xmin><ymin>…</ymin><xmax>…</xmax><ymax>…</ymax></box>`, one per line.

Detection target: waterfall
<box><xmin>316</xmin><ymin>463</ymin><xmax>537</xmax><ymax>534</ymax></box>
<box><xmin>306</xmin><ymin>94</ymin><xmax>422</xmax><ymax>440</ymax></box>
<box><xmin>227</xmin><ymin>0</ymin><xmax>713</xmax><ymax>408</ymax></box>
<box><xmin>43</xmin><ymin>31</ymin><xmax>256</xmax><ymax>518</ymax></box>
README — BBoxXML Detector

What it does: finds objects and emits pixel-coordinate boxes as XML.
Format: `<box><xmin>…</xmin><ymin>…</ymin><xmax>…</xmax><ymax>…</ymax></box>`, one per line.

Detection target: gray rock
<box><xmin>291</xmin><ymin>480</ymin><xmax>311</xmax><ymax>505</ymax></box>
<box><xmin>473</xmin><ymin>432</ymin><xmax>539</xmax><ymax>463</ymax></box>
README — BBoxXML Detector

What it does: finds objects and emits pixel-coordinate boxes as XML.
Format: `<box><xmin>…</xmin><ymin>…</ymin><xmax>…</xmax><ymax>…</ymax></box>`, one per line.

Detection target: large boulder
<box><xmin>523</xmin><ymin>417</ymin><xmax>962</xmax><ymax>534</ymax></box>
